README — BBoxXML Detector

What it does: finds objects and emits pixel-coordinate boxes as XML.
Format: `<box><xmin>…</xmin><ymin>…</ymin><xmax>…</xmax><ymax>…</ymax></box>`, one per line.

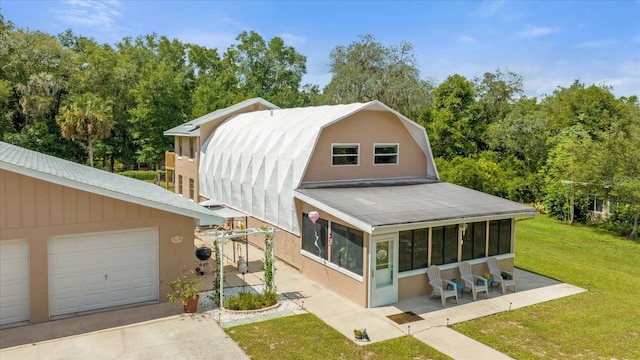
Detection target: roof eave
<box><xmin>1</xmin><ymin>161</ymin><xmax>224</xmax><ymax>226</ymax></box>
<box><xmin>370</xmin><ymin>210</ymin><xmax>538</xmax><ymax>235</ymax></box>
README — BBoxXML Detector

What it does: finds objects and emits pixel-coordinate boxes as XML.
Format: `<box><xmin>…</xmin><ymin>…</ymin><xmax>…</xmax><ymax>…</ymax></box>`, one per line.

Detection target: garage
<box><xmin>48</xmin><ymin>228</ymin><xmax>159</xmax><ymax>317</ymax></box>
<box><xmin>0</xmin><ymin>239</ymin><xmax>30</xmax><ymax>326</ymax></box>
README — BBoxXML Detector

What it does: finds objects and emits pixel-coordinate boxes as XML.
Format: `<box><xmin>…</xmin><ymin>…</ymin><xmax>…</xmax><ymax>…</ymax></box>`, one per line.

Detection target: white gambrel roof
<box><xmin>199</xmin><ymin>101</ymin><xmax>439</xmax><ymax>235</ymax></box>
<box><xmin>0</xmin><ymin>142</ymin><xmax>223</xmax><ymax>226</ymax></box>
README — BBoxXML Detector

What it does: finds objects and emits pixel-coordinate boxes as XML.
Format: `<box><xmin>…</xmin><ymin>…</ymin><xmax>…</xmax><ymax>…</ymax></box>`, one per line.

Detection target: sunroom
<box><xmin>295</xmin><ymin>178</ymin><xmax>537</xmax><ymax>308</ymax></box>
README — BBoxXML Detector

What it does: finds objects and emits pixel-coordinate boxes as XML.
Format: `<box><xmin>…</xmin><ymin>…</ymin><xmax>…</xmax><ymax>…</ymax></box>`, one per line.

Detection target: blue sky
<box><xmin>3</xmin><ymin>0</ymin><xmax>639</xmax><ymax>98</ymax></box>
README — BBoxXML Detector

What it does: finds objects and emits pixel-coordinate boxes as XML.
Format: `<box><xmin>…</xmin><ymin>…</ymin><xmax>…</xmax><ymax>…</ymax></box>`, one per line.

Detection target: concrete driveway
<box><xmin>0</xmin><ymin>313</ymin><xmax>248</xmax><ymax>360</ymax></box>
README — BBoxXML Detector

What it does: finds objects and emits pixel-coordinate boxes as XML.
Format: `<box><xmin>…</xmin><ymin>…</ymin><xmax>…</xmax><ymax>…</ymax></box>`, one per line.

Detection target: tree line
<box><xmin>1</xmin><ymin>16</ymin><xmax>638</xmax><ymax>237</ymax></box>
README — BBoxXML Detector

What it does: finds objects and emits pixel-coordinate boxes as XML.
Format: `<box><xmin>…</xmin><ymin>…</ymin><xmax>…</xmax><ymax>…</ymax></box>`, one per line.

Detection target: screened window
<box><xmin>332</xmin><ymin>144</ymin><xmax>359</xmax><ymax>166</ymax></box>
<box><xmin>178</xmin><ymin>175</ymin><xmax>183</xmax><ymax>195</ymax></box>
<box><xmin>331</xmin><ymin>223</ymin><xmax>364</xmax><ymax>276</ymax></box>
<box><xmin>374</xmin><ymin>144</ymin><xmax>398</xmax><ymax>164</ymax></box>
<box><xmin>302</xmin><ymin>213</ymin><xmax>329</xmax><ymax>260</ymax></box>
<box><xmin>461</xmin><ymin>222</ymin><xmax>487</xmax><ymax>261</ymax></box>
<box><xmin>488</xmin><ymin>219</ymin><xmax>512</xmax><ymax>256</ymax></box>
<box><xmin>399</xmin><ymin>228</ymin><xmax>428</xmax><ymax>272</ymax></box>
<box><xmin>189</xmin><ymin>178</ymin><xmax>194</xmax><ymax>200</ymax></box>
<box><xmin>431</xmin><ymin>225</ymin><xmax>459</xmax><ymax>265</ymax></box>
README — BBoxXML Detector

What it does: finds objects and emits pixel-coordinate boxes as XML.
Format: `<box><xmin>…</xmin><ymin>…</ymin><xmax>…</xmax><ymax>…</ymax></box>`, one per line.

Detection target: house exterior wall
<box><xmin>303</xmin><ymin>110</ymin><xmax>429</xmax><ymax>182</ymax></box>
<box><xmin>171</xmin><ymin>102</ymin><xmax>274</xmax><ymax>201</ymax></box>
<box><xmin>245</xmin><ymin>204</ymin><xmax>370</xmax><ymax>307</ymax></box>
<box><xmin>0</xmin><ymin>170</ymin><xmax>196</xmax><ymax>324</ymax></box>
<box><xmin>174</xmin><ymin>136</ymin><xmax>200</xmax><ymax>201</ymax></box>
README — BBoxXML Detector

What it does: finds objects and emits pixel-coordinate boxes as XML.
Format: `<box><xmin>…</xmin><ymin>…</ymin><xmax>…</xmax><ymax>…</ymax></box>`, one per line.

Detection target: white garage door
<box><xmin>48</xmin><ymin>228</ymin><xmax>159</xmax><ymax>317</ymax></box>
<box><xmin>0</xmin><ymin>239</ymin><xmax>30</xmax><ymax>326</ymax></box>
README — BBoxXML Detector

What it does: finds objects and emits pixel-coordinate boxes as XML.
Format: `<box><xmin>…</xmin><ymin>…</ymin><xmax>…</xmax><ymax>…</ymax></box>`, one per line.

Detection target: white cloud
<box><xmin>516</xmin><ymin>26</ymin><xmax>557</xmax><ymax>39</ymax></box>
<box><xmin>52</xmin><ymin>0</ymin><xmax>122</xmax><ymax>28</ymax></box>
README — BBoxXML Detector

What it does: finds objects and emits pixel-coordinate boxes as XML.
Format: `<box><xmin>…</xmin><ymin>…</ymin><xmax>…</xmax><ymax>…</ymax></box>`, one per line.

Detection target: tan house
<box><xmin>165</xmin><ymin>99</ymin><xmax>537</xmax><ymax>308</ymax></box>
<box><xmin>0</xmin><ymin>142</ymin><xmax>223</xmax><ymax>327</ymax></box>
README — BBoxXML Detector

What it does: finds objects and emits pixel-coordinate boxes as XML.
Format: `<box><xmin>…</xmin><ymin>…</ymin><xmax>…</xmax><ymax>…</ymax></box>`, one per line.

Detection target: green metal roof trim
<box><xmin>0</xmin><ymin>141</ymin><xmax>223</xmax><ymax>226</ymax></box>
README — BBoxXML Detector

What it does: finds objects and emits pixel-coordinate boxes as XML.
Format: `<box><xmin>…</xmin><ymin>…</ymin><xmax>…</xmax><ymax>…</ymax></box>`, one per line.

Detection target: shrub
<box><xmin>226</xmin><ymin>290</ymin><xmax>279</xmax><ymax>310</ymax></box>
<box><xmin>118</xmin><ymin>170</ymin><xmax>159</xmax><ymax>181</ymax></box>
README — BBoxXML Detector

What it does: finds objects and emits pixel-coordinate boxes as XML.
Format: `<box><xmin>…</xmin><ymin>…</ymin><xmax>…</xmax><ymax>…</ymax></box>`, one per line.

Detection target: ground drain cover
<box><xmin>386</xmin><ymin>311</ymin><xmax>424</xmax><ymax>324</ymax></box>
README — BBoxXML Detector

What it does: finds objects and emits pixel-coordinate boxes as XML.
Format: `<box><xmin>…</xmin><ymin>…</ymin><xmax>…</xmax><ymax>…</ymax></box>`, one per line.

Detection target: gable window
<box><xmin>332</xmin><ymin>144</ymin><xmax>359</xmax><ymax>166</ymax></box>
<box><xmin>374</xmin><ymin>144</ymin><xmax>398</xmax><ymax>165</ymax></box>
<box><xmin>431</xmin><ymin>225</ymin><xmax>458</xmax><ymax>265</ymax></box>
<box><xmin>189</xmin><ymin>138</ymin><xmax>195</xmax><ymax>159</ymax></box>
<box><xmin>331</xmin><ymin>223</ymin><xmax>363</xmax><ymax>276</ymax></box>
<box><xmin>399</xmin><ymin>228</ymin><xmax>428</xmax><ymax>272</ymax></box>
<box><xmin>178</xmin><ymin>175</ymin><xmax>183</xmax><ymax>196</ymax></box>
<box><xmin>189</xmin><ymin>178</ymin><xmax>194</xmax><ymax>200</ymax></box>
<box><xmin>461</xmin><ymin>222</ymin><xmax>487</xmax><ymax>261</ymax></box>
<box><xmin>488</xmin><ymin>219</ymin><xmax>512</xmax><ymax>256</ymax></box>
<box><xmin>302</xmin><ymin>213</ymin><xmax>329</xmax><ymax>260</ymax></box>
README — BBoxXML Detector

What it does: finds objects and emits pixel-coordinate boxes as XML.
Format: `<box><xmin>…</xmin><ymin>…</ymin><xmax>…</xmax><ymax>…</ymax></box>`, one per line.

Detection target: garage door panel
<box><xmin>49</xmin><ymin>229</ymin><xmax>159</xmax><ymax>317</ymax></box>
<box><xmin>0</xmin><ymin>240</ymin><xmax>30</xmax><ymax>325</ymax></box>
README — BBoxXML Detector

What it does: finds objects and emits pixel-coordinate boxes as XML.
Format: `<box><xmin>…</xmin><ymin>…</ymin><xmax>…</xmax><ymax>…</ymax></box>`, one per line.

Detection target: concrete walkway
<box><xmin>0</xmin><ymin>240</ymin><xmax>586</xmax><ymax>359</ymax></box>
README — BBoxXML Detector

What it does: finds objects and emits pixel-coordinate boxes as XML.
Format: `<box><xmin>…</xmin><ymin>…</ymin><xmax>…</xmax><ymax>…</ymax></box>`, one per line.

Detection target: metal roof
<box><xmin>294</xmin><ymin>181</ymin><xmax>537</xmax><ymax>234</ymax></box>
<box><xmin>0</xmin><ymin>141</ymin><xmax>223</xmax><ymax>226</ymax></box>
<box><xmin>199</xmin><ymin>100</ymin><xmax>439</xmax><ymax>236</ymax></box>
<box><xmin>163</xmin><ymin>98</ymin><xmax>280</xmax><ymax>136</ymax></box>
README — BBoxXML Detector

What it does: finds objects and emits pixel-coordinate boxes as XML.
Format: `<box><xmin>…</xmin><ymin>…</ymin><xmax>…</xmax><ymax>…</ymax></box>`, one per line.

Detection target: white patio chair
<box><xmin>487</xmin><ymin>257</ymin><xmax>516</xmax><ymax>294</ymax></box>
<box><xmin>427</xmin><ymin>265</ymin><xmax>459</xmax><ymax>307</ymax></box>
<box><xmin>459</xmin><ymin>261</ymin><xmax>489</xmax><ymax>301</ymax></box>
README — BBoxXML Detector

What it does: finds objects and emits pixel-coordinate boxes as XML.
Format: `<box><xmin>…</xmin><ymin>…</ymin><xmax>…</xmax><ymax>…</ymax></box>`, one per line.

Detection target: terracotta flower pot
<box><xmin>183</xmin><ymin>295</ymin><xmax>200</xmax><ymax>313</ymax></box>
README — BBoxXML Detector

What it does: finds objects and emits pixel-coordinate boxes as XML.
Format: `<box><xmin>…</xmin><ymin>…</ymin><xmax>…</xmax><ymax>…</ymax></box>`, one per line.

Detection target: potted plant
<box><xmin>166</xmin><ymin>268</ymin><xmax>204</xmax><ymax>313</ymax></box>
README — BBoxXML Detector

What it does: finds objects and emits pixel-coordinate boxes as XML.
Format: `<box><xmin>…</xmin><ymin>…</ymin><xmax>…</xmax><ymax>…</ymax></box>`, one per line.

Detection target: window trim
<box><xmin>189</xmin><ymin>137</ymin><xmax>195</xmax><ymax>160</ymax></box>
<box><xmin>331</xmin><ymin>143</ymin><xmax>360</xmax><ymax>167</ymax></box>
<box><xmin>373</xmin><ymin>143</ymin><xmax>399</xmax><ymax>165</ymax></box>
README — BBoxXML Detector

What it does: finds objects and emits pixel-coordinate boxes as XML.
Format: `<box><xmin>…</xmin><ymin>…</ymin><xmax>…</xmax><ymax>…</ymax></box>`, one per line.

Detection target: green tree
<box><xmin>543</xmin><ymin>125</ymin><xmax>593</xmax><ymax>224</ymax></box>
<box><xmin>422</xmin><ymin>74</ymin><xmax>477</xmax><ymax>159</ymax></box>
<box><xmin>324</xmin><ymin>34</ymin><xmax>432</xmax><ymax>117</ymax></box>
<box><xmin>56</xmin><ymin>93</ymin><xmax>113</xmax><ymax>167</ymax></box>
<box><xmin>225</xmin><ymin>31</ymin><xmax>307</xmax><ymax>108</ymax></box>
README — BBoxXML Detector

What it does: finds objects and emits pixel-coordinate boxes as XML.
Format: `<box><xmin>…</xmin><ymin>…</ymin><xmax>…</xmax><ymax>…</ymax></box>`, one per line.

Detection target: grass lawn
<box><xmin>226</xmin><ymin>313</ymin><xmax>451</xmax><ymax>360</ymax></box>
<box><xmin>454</xmin><ymin>215</ymin><xmax>640</xmax><ymax>359</ymax></box>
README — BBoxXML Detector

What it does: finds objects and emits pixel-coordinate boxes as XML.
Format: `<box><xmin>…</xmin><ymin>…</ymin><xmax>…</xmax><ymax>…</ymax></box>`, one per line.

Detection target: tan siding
<box><xmin>50</xmin><ymin>183</ymin><xmax>64</xmax><ymax>225</ymax></box>
<box><xmin>36</xmin><ymin>179</ymin><xmax>50</xmax><ymax>227</ymax></box>
<box><xmin>0</xmin><ymin>169</ymin><xmax>199</xmax><ymax>324</ymax></box>
<box><xmin>5</xmin><ymin>171</ymin><xmax>21</xmax><ymax>228</ymax></box>
<box><xmin>90</xmin><ymin>193</ymin><xmax>103</xmax><ymax>222</ymax></box>
<box><xmin>77</xmin><ymin>191</ymin><xmax>91</xmax><ymax>223</ymax></box>
<box><xmin>103</xmin><ymin>196</ymin><xmax>115</xmax><ymax>221</ymax></box>
<box><xmin>20</xmin><ymin>176</ymin><xmax>37</xmax><ymax>228</ymax></box>
<box><xmin>0</xmin><ymin>171</ymin><xmax>6</xmax><ymax>229</ymax></box>
<box><xmin>63</xmin><ymin>187</ymin><xmax>77</xmax><ymax>224</ymax></box>
<box><xmin>303</xmin><ymin>111</ymin><xmax>429</xmax><ymax>182</ymax></box>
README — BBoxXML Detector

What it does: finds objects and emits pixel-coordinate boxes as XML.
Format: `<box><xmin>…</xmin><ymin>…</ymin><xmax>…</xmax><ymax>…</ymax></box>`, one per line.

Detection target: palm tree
<box><xmin>56</xmin><ymin>93</ymin><xmax>113</xmax><ymax>167</ymax></box>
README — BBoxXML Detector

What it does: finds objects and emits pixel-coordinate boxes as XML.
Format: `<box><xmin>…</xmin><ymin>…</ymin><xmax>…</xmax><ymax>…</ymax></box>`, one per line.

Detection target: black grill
<box><xmin>195</xmin><ymin>246</ymin><xmax>212</xmax><ymax>260</ymax></box>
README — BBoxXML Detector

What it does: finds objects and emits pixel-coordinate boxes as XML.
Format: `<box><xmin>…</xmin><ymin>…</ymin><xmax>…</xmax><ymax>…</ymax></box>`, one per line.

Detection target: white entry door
<box><xmin>0</xmin><ymin>239</ymin><xmax>30</xmax><ymax>325</ymax></box>
<box><xmin>48</xmin><ymin>228</ymin><xmax>159</xmax><ymax>317</ymax></box>
<box><xmin>369</xmin><ymin>234</ymin><xmax>398</xmax><ymax>307</ymax></box>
